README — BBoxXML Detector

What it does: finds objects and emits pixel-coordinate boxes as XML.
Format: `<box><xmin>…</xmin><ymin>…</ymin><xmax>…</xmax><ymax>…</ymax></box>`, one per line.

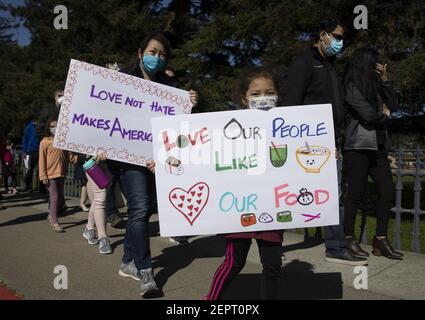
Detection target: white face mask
<box><xmin>50</xmin><ymin>128</ymin><xmax>56</xmax><ymax>136</ymax></box>
<box><xmin>56</xmin><ymin>96</ymin><xmax>63</xmax><ymax>107</ymax></box>
<box><xmin>247</xmin><ymin>96</ymin><xmax>278</xmax><ymax>109</ymax></box>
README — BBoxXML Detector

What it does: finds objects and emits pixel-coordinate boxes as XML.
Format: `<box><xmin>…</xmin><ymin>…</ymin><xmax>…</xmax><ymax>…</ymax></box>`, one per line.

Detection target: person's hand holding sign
<box><xmin>146</xmin><ymin>160</ymin><xmax>156</xmax><ymax>173</ymax></box>
<box><xmin>94</xmin><ymin>150</ymin><xmax>108</xmax><ymax>162</ymax></box>
<box><xmin>189</xmin><ymin>90</ymin><xmax>199</xmax><ymax>108</ymax></box>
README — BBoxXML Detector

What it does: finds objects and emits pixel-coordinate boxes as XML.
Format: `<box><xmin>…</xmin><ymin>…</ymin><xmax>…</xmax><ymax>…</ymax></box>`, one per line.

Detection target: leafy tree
<box><xmin>0</xmin><ymin>0</ymin><xmax>424</xmax><ymax>143</ymax></box>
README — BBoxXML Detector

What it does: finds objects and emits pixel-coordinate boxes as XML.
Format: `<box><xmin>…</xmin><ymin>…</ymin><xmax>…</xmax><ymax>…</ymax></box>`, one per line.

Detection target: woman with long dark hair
<box><xmin>342</xmin><ymin>47</ymin><xmax>403</xmax><ymax>259</ymax></box>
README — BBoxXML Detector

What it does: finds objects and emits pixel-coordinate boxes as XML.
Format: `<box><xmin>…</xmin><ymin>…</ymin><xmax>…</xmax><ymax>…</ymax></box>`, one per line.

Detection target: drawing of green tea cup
<box><xmin>269</xmin><ymin>144</ymin><xmax>287</xmax><ymax>168</ymax></box>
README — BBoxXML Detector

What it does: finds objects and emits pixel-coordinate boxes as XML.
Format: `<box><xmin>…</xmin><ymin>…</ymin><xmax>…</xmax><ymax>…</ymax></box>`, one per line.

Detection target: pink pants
<box><xmin>86</xmin><ymin>174</ymin><xmax>107</xmax><ymax>239</ymax></box>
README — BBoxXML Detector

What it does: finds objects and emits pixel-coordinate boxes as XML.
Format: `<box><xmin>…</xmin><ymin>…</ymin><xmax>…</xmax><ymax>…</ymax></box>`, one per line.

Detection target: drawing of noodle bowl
<box><xmin>296</xmin><ymin>146</ymin><xmax>330</xmax><ymax>173</ymax></box>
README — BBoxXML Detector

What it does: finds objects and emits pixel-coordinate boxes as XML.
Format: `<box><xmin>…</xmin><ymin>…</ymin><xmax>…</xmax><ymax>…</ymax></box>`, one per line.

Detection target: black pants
<box><xmin>205</xmin><ymin>238</ymin><xmax>282</xmax><ymax>300</ymax></box>
<box><xmin>343</xmin><ymin>148</ymin><xmax>394</xmax><ymax>237</ymax></box>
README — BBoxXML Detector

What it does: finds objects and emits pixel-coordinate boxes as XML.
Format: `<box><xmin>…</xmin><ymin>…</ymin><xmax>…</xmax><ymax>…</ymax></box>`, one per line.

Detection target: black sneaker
<box><xmin>325</xmin><ymin>249</ymin><xmax>368</xmax><ymax>266</ymax></box>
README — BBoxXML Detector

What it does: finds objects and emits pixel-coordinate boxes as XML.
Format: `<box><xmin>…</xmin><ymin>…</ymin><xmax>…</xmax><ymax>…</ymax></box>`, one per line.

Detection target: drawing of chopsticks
<box><xmin>300</xmin><ymin>141</ymin><xmax>312</xmax><ymax>154</ymax></box>
<box><xmin>302</xmin><ymin>213</ymin><xmax>321</xmax><ymax>222</ymax></box>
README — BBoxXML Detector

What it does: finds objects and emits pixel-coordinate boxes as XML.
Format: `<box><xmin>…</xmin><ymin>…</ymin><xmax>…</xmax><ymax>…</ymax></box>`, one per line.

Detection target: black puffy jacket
<box><xmin>343</xmin><ymin>80</ymin><xmax>398</xmax><ymax>151</ymax></box>
<box><xmin>282</xmin><ymin>47</ymin><xmax>345</xmax><ymax>139</ymax></box>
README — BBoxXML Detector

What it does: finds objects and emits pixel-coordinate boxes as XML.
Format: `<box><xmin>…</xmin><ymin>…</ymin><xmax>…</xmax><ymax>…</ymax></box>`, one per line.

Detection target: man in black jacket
<box><xmin>282</xmin><ymin>19</ymin><xmax>367</xmax><ymax>266</ymax></box>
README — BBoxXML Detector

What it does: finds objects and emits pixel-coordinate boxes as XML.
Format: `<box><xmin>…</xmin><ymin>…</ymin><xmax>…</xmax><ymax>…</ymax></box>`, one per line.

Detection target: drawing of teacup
<box><xmin>269</xmin><ymin>144</ymin><xmax>287</xmax><ymax>168</ymax></box>
<box><xmin>296</xmin><ymin>146</ymin><xmax>330</xmax><ymax>173</ymax></box>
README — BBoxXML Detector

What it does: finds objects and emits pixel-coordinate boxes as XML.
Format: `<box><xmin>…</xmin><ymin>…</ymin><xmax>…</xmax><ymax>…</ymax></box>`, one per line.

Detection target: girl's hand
<box><xmin>93</xmin><ymin>151</ymin><xmax>107</xmax><ymax>162</ymax></box>
<box><xmin>189</xmin><ymin>90</ymin><xmax>199</xmax><ymax>108</ymax></box>
<box><xmin>146</xmin><ymin>159</ymin><xmax>156</xmax><ymax>173</ymax></box>
<box><xmin>376</xmin><ymin>63</ymin><xmax>389</xmax><ymax>81</ymax></box>
<box><xmin>42</xmin><ymin>179</ymin><xmax>49</xmax><ymax>186</ymax></box>
<box><xmin>335</xmin><ymin>148</ymin><xmax>340</xmax><ymax>160</ymax></box>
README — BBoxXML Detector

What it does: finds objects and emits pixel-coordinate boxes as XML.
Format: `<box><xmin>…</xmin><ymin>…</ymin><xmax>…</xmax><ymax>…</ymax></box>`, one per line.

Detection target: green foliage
<box><xmin>0</xmin><ymin>0</ymin><xmax>424</xmax><ymax>141</ymax></box>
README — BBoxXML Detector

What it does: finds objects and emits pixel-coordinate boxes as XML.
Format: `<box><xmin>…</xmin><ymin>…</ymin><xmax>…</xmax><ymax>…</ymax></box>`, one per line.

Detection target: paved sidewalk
<box><xmin>0</xmin><ymin>192</ymin><xmax>424</xmax><ymax>300</ymax></box>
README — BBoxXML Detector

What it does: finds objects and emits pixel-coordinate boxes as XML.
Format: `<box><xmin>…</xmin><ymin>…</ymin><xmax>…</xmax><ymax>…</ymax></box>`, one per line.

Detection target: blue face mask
<box><xmin>324</xmin><ymin>36</ymin><xmax>344</xmax><ymax>57</ymax></box>
<box><xmin>141</xmin><ymin>54</ymin><xmax>166</xmax><ymax>74</ymax></box>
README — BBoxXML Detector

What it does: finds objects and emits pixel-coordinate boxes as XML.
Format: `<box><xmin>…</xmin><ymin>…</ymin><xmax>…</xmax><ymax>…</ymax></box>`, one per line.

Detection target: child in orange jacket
<box><xmin>39</xmin><ymin>119</ymin><xmax>77</xmax><ymax>232</ymax></box>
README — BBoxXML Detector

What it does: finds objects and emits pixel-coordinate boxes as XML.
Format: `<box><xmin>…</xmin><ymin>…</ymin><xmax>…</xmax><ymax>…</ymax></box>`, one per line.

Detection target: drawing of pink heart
<box><xmin>169</xmin><ymin>182</ymin><xmax>209</xmax><ymax>226</ymax></box>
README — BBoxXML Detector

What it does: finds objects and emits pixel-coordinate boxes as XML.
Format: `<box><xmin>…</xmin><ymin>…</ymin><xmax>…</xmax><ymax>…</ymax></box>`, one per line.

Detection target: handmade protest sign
<box><xmin>54</xmin><ymin>59</ymin><xmax>192</xmax><ymax>166</ymax></box>
<box><xmin>152</xmin><ymin>104</ymin><xmax>339</xmax><ymax>236</ymax></box>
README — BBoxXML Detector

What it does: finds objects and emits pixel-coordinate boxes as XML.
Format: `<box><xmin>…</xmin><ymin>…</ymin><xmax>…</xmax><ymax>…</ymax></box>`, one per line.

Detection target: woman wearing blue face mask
<box><xmin>137</xmin><ymin>33</ymin><xmax>198</xmax><ymax>105</ymax></box>
<box><xmin>320</xmin><ymin>31</ymin><xmax>344</xmax><ymax>58</ymax></box>
<box><xmin>104</xmin><ymin>32</ymin><xmax>198</xmax><ymax>298</ymax></box>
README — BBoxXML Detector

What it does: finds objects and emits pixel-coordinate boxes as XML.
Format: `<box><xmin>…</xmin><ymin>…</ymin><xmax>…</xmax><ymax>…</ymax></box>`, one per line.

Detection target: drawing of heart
<box><xmin>169</xmin><ymin>182</ymin><xmax>210</xmax><ymax>226</ymax></box>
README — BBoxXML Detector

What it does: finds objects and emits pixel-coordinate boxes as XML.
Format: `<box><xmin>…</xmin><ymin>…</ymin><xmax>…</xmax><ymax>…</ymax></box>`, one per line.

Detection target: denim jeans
<box><xmin>324</xmin><ymin>157</ymin><xmax>347</xmax><ymax>254</ymax></box>
<box><xmin>120</xmin><ymin>166</ymin><xmax>156</xmax><ymax>271</ymax></box>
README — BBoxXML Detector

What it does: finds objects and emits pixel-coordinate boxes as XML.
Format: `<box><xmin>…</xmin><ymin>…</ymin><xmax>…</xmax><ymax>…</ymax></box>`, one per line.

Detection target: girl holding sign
<box><xmin>104</xmin><ymin>32</ymin><xmax>199</xmax><ymax>298</ymax></box>
<box><xmin>204</xmin><ymin>67</ymin><xmax>283</xmax><ymax>300</ymax></box>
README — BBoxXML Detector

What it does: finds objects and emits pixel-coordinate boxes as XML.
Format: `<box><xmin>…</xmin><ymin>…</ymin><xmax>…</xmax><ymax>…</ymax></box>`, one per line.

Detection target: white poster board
<box><xmin>54</xmin><ymin>59</ymin><xmax>192</xmax><ymax>166</ymax></box>
<box><xmin>152</xmin><ymin>105</ymin><xmax>339</xmax><ymax>236</ymax></box>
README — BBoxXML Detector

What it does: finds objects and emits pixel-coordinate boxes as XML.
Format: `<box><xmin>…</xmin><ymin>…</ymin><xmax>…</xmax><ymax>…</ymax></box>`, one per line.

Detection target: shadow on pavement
<box><xmin>281</xmin><ymin>237</ymin><xmax>324</xmax><ymax>253</ymax></box>
<box><xmin>223</xmin><ymin>259</ymin><xmax>343</xmax><ymax>300</ymax></box>
<box><xmin>61</xmin><ymin>219</ymin><xmax>87</xmax><ymax>230</ymax></box>
<box><xmin>153</xmin><ymin>235</ymin><xmax>225</xmax><ymax>289</ymax></box>
<box><xmin>0</xmin><ymin>192</ymin><xmax>48</xmax><ymax>208</ymax></box>
<box><xmin>0</xmin><ymin>212</ymin><xmax>49</xmax><ymax>227</ymax></box>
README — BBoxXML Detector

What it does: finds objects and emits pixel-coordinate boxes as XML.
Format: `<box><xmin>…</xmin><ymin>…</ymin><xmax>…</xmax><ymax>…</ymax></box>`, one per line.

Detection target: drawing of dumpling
<box><xmin>297</xmin><ymin>188</ymin><xmax>314</xmax><ymax>206</ymax></box>
<box><xmin>258</xmin><ymin>213</ymin><xmax>273</xmax><ymax>223</ymax></box>
<box><xmin>165</xmin><ymin>156</ymin><xmax>184</xmax><ymax>175</ymax></box>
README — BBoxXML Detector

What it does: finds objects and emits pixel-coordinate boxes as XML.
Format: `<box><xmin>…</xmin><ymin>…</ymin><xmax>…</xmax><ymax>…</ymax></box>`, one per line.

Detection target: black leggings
<box><xmin>343</xmin><ymin>148</ymin><xmax>395</xmax><ymax>237</ymax></box>
<box><xmin>205</xmin><ymin>238</ymin><xmax>282</xmax><ymax>300</ymax></box>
